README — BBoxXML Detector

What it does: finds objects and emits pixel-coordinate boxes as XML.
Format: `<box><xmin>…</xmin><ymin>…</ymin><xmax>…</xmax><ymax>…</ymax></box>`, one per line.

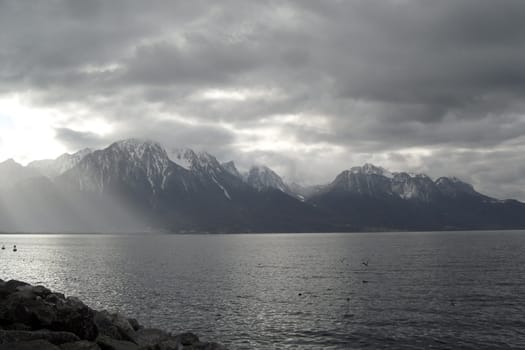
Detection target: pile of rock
<box><xmin>0</xmin><ymin>279</ymin><xmax>226</xmax><ymax>350</ymax></box>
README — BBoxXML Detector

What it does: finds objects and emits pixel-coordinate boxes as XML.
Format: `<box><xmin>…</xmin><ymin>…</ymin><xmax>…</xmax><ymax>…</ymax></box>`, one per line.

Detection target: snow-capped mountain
<box><xmin>321</xmin><ymin>163</ymin><xmax>475</xmax><ymax>202</ymax></box>
<box><xmin>171</xmin><ymin>150</ymin><xmax>297</xmax><ymax>199</ymax></box>
<box><xmin>60</xmin><ymin>139</ymin><xmax>191</xmax><ymax>195</ymax></box>
<box><xmin>435</xmin><ymin>176</ymin><xmax>481</xmax><ymax>198</ymax></box>
<box><xmin>172</xmin><ymin>148</ymin><xmax>226</xmax><ymax>177</ymax></box>
<box><xmin>57</xmin><ymin>140</ymin><xmax>317</xmax><ymax>232</ymax></box>
<box><xmin>328</xmin><ymin>165</ymin><xmax>394</xmax><ymax>197</ymax></box>
<box><xmin>306</xmin><ymin>162</ymin><xmax>525</xmax><ymax>230</ymax></box>
<box><xmin>391</xmin><ymin>172</ymin><xmax>438</xmax><ymax>201</ymax></box>
<box><xmin>1</xmin><ymin>141</ymin><xmax>525</xmax><ymax>233</ymax></box>
<box><xmin>246</xmin><ymin>165</ymin><xmax>291</xmax><ymax>193</ymax></box>
<box><xmin>222</xmin><ymin>161</ymin><xmax>242</xmax><ymax>179</ymax></box>
<box><xmin>170</xmin><ymin>149</ymin><xmax>248</xmax><ymax>200</ymax></box>
<box><xmin>349</xmin><ymin>163</ymin><xmax>393</xmax><ymax>178</ymax></box>
<box><xmin>221</xmin><ymin>161</ymin><xmax>297</xmax><ymax>197</ymax></box>
<box><xmin>28</xmin><ymin>148</ymin><xmax>92</xmax><ymax>178</ymax></box>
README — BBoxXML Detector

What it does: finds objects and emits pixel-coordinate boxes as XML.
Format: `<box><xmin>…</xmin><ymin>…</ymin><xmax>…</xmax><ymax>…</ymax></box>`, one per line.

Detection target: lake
<box><xmin>1</xmin><ymin>231</ymin><xmax>525</xmax><ymax>349</ymax></box>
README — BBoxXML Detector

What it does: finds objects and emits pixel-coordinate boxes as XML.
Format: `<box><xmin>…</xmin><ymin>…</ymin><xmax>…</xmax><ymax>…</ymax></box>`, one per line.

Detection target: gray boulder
<box><xmin>0</xmin><ymin>339</ymin><xmax>60</xmax><ymax>350</ymax></box>
<box><xmin>0</xmin><ymin>281</ymin><xmax>98</xmax><ymax>340</ymax></box>
<box><xmin>54</xmin><ymin>297</ymin><xmax>98</xmax><ymax>340</ymax></box>
<box><xmin>0</xmin><ymin>280</ymin><xmax>226</xmax><ymax>349</ymax></box>
<box><xmin>60</xmin><ymin>340</ymin><xmax>101</xmax><ymax>350</ymax></box>
<box><xmin>133</xmin><ymin>328</ymin><xmax>171</xmax><ymax>348</ymax></box>
<box><xmin>0</xmin><ymin>329</ymin><xmax>79</xmax><ymax>345</ymax></box>
<box><xmin>96</xmin><ymin>335</ymin><xmax>139</xmax><ymax>350</ymax></box>
<box><xmin>127</xmin><ymin>318</ymin><xmax>141</xmax><ymax>332</ymax></box>
<box><xmin>0</xmin><ymin>280</ymin><xmax>29</xmax><ymax>297</ymax></box>
<box><xmin>110</xmin><ymin>313</ymin><xmax>136</xmax><ymax>342</ymax></box>
<box><xmin>3</xmin><ymin>323</ymin><xmax>32</xmax><ymax>331</ymax></box>
<box><xmin>94</xmin><ymin>311</ymin><xmax>136</xmax><ymax>342</ymax></box>
<box><xmin>174</xmin><ymin>332</ymin><xmax>200</xmax><ymax>346</ymax></box>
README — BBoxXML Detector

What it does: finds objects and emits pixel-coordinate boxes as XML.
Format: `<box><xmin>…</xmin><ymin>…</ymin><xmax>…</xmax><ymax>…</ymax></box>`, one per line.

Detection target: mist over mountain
<box><xmin>0</xmin><ymin>159</ymin><xmax>39</xmax><ymax>189</ymax></box>
<box><xmin>28</xmin><ymin>148</ymin><xmax>93</xmax><ymax>178</ymax></box>
<box><xmin>1</xmin><ymin>139</ymin><xmax>525</xmax><ymax>233</ymax></box>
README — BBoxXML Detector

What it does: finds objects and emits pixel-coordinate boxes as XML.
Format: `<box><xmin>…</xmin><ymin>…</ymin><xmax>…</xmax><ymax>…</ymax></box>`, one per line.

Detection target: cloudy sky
<box><xmin>1</xmin><ymin>0</ymin><xmax>525</xmax><ymax>200</ymax></box>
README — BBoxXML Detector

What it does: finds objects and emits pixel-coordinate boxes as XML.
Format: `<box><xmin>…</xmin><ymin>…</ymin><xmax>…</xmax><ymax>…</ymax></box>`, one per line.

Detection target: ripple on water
<box><xmin>1</xmin><ymin>231</ymin><xmax>525</xmax><ymax>349</ymax></box>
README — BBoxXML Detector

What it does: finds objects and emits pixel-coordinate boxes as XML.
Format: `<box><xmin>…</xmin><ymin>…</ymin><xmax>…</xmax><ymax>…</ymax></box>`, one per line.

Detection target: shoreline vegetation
<box><xmin>0</xmin><ymin>279</ymin><xmax>226</xmax><ymax>350</ymax></box>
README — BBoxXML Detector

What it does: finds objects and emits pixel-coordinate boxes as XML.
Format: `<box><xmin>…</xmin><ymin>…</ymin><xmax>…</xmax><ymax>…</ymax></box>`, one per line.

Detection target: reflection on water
<box><xmin>1</xmin><ymin>231</ymin><xmax>525</xmax><ymax>349</ymax></box>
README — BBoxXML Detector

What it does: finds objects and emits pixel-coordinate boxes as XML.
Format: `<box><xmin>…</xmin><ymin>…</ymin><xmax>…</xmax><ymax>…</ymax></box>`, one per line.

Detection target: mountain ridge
<box><xmin>1</xmin><ymin>138</ymin><xmax>524</xmax><ymax>233</ymax></box>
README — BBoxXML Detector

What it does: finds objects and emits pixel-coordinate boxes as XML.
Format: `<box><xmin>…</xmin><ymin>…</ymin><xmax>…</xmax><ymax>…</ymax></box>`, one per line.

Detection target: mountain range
<box><xmin>1</xmin><ymin>138</ymin><xmax>524</xmax><ymax>233</ymax></box>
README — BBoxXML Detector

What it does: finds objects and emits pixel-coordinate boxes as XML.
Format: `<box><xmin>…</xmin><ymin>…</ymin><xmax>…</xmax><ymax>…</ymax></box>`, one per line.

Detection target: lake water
<box><xmin>1</xmin><ymin>231</ymin><xmax>525</xmax><ymax>349</ymax></box>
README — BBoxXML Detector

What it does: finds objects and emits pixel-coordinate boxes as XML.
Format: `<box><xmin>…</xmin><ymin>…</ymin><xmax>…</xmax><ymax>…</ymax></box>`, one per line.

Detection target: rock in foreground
<box><xmin>0</xmin><ymin>279</ymin><xmax>226</xmax><ymax>350</ymax></box>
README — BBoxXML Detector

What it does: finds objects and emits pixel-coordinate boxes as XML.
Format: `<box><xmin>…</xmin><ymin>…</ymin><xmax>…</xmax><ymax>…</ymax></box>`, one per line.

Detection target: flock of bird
<box><xmin>340</xmin><ymin>257</ymin><xmax>370</xmax><ymax>283</ymax></box>
<box><xmin>340</xmin><ymin>258</ymin><xmax>371</xmax><ymax>318</ymax></box>
<box><xmin>1</xmin><ymin>244</ymin><xmax>16</xmax><ymax>252</ymax></box>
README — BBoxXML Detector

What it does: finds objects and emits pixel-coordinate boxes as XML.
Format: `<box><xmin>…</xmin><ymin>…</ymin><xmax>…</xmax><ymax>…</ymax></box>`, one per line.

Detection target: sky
<box><xmin>1</xmin><ymin>0</ymin><xmax>525</xmax><ymax>200</ymax></box>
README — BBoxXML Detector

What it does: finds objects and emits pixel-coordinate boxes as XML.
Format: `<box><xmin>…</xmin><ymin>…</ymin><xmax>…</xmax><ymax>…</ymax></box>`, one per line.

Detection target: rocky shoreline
<box><xmin>0</xmin><ymin>279</ymin><xmax>226</xmax><ymax>349</ymax></box>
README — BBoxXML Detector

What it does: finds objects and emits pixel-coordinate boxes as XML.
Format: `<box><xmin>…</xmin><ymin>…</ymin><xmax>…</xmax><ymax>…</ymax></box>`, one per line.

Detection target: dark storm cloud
<box><xmin>116</xmin><ymin>118</ymin><xmax>237</xmax><ymax>156</ymax></box>
<box><xmin>54</xmin><ymin>128</ymin><xmax>106</xmax><ymax>150</ymax></box>
<box><xmin>123</xmin><ymin>38</ymin><xmax>261</xmax><ymax>86</ymax></box>
<box><xmin>1</xmin><ymin>0</ymin><xmax>525</xmax><ymax>199</ymax></box>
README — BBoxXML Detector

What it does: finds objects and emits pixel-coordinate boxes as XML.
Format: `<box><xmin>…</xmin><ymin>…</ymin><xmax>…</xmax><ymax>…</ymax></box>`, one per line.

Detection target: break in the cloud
<box><xmin>1</xmin><ymin>0</ymin><xmax>525</xmax><ymax>200</ymax></box>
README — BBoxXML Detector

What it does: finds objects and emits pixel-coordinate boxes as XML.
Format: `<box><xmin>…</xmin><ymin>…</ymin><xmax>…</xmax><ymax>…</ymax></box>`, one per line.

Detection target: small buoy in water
<box><xmin>362</xmin><ymin>280</ymin><xmax>368</xmax><ymax>284</ymax></box>
<box><xmin>298</xmin><ymin>293</ymin><xmax>302</xmax><ymax>296</ymax></box>
<box><xmin>1</xmin><ymin>245</ymin><xmax>5</xmax><ymax>250</ymax></box>
<box><xmin>13</xmin><ymin>245</ymin><xmax>17</xmax><ymax>252</ymax></box>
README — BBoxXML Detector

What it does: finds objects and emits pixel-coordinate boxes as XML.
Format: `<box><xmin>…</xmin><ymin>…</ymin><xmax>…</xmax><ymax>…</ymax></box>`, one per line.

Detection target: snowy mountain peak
<box><xmin>327</xmin><ymin>164</ymin><xmax>486</xmax><ymax>202</ymax></box>
<box><xmin>54</xmin><ymin>147</ymin><xmax>93</xmax><ymax>169</ymax></box>
<box><xmin>195</xmin><ymin>152</ymin><xmax>221</xmax><ymax>170</ymax></box>
<box><xmin>107</xmin><ymin>138</ymin><xmax>171</xmax><ymax>170</ymax></box>
<box><xmin>71</xmin><ymin>148</ymin><xmax>93</xmax><ymax>158</ymax></box>
<box><xmin>171</xmin><ymin>148</ymin><xmax>195</xmax><ymax>170</ymax></box>
<box><xmin>393</xmin><ymin>171</ymin><xmax>431</xmax><ymax>181</ymax></box>
<box><xmin>435</xmin><ymin>176</ymin><xmax>477</xmax><ymax>197</ymax></box>
<box><xmin>391</xmin><ymin>172</ymin><xmax>436</xmax><ymax>200</ymax></box>
<box><xmin>28</xmin><ymin>148</ymin><xmax>93</xmax><ymax>178</ymax></box>
<box><xmin>61</xmin><ymin>138</ymin><xmax>177</xmax><ymax>194</ymax></box>
<box><xmin>246</xmin><ymin>165</ymin><xmax>290</xmax><ymax>193</ymax></box>
<box><xmin>222</xmin><ymin>161</ymin><xmax>242</xmax><ymax>179</ymax></box>
<box><xmin>169</xmin><ymin>148</ymin><xmax>238</xmax><ymax>200</ymax></box>
<box><xmin>108</xmin><ymin>139</ymin><xmax>172</xmax><ymax>171</ymax></box>
<box><xmin>171</xmin><ymin>148</ymin><xmax>222</xmax><ymax>172</ymax></box>
<box><xmin>331</xmin><ymin>164</ymin><xmax>442</xmax><ymax>200</ymax></box>
<box><xmin>350</xmin><ymin>163</ymin><xmax>393</xmax><ymax>178</ymax></box>
<box><xmin>436</xmin><ymin>176</ymin><xmax>465</xmax><ymax>185</ymax></box>
<box><xmin>331</xmin><ymin>167</ymin><xmax>393</xmax><ymax>195</ymax></box>
<box><xmin>110</xmin><ymin>139</ymin><xmax>165</xmax><ymax>156</ymax></box>
<box><xmin>405</xmin><ymin>172</ymin><xmax>430</xmax><ymax>179</ymax></box>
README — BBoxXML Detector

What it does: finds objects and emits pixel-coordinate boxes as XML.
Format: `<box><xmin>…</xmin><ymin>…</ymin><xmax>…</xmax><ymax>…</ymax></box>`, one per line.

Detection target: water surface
<box><xmin>1</xmin><ymin>231</ymin><xmax>524</xmax><ymax>349</ymax></box>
